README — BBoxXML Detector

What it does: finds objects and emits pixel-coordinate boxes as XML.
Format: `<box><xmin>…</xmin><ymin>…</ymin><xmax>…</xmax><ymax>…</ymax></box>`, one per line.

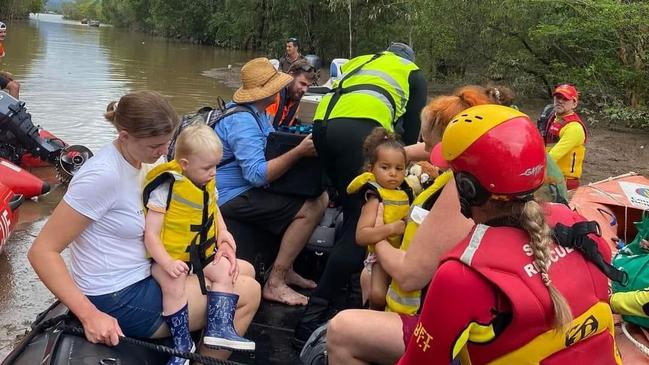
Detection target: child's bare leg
<box><xmin>203</xmin><ymin>257</ymin><xmax>234</xmax><ymax>293</ymax></box>
<box><xmin>151</xmin><ymin>262</ymin><xmax>188</xmax><ymax>314</ymax></box>
<box><xmin>369</xmin><ymin>263</ymin><xmax>390</xmax><ymax>311</ymax></box>
<box><xmin>152</xmin><ymin>263</ymin><xmax>195</xmax><ymax>361</ymax></box>
<box><xmin>360</xmin><ymin>267</ymin><xmax>371</xmax><ymax>306</ymax></box>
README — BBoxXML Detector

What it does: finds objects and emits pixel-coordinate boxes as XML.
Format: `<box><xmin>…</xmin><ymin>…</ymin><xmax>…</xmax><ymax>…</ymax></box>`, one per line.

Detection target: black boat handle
<box><xmin>9</xmin><ymin>194</ymin><xmax>24</xmax><ymax>212</ymax></box>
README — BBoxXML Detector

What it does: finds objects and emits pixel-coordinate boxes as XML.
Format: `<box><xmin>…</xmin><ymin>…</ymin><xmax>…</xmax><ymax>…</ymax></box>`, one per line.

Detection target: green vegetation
<box><xmin>53</xmin><ymin>0</ymin><xmax>649</xmax><ymax>127</ymax></box>
<box><xmin>0</xmin><ymin>0</ymin><xmax>44</xmax><ymax>19</ymax></box>
<box><xmin>61</xmin><ymin>0</ymin><xmax>101</xmax><ymax>21</ymax></box>
<box><xmin>44</xmin><ymin>0</ymin><xmax>67</xmax><ymax>13</ymax></box>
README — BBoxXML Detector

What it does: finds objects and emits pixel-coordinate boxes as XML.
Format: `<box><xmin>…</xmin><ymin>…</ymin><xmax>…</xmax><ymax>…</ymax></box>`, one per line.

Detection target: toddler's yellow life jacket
<box><xmin>385</xmin><ymin>170</ymin><xmax>453</xmax><ymax>315</ymax></box>
<box><xmin>143</xmin><ymin>160</ymin><xmax>217</xmax><ymax>262</ymax></box>
<box><xmin>347</xmin><ymin>172</ymin><xmax>414</xmax><ymax>250</ymax></box>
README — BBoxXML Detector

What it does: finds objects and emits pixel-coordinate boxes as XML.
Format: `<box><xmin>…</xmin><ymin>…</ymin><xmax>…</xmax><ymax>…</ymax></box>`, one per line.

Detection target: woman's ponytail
<box><xmin>517</xmin><ymin>200</ymin><xmax>573</xmax><ymax>329</ymax></box>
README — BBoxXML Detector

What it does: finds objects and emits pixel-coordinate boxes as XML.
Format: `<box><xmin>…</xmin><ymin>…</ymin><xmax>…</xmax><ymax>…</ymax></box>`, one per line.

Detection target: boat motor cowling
<box><xmin>0</xmin><ymin>91</ymin><xmax>62</xmax><ymax>162</ymax></box>
<box><xmin>0</xmin><ymin>91</ymin><xmax>93</xmax><ymax>184</ymax></box>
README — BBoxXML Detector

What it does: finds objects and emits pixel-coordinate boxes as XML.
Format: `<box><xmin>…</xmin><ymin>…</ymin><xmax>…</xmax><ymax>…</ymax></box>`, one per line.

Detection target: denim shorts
<box><xmin>87</xmin><ymin>276</ymin><xmax>164</xmax><ymax>338</ymax></box>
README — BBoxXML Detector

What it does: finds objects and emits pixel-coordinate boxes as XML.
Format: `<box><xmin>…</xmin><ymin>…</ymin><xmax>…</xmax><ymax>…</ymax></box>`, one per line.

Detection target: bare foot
<box><xmin>286</xmin><ymin>269</ymin><xmax>317</xmax><ymax>290</ymax></box>
<box><xmin>263</xmin><ymin>282</ymin><xmax>308</xmax><ymax>306</ymax></box>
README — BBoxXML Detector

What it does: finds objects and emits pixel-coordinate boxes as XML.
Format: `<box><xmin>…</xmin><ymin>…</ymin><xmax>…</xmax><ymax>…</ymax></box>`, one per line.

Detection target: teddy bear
<box><xmin>404</xmin><ymin>161</ymin><xmax>440</xmax><ymax>196</ymax></box>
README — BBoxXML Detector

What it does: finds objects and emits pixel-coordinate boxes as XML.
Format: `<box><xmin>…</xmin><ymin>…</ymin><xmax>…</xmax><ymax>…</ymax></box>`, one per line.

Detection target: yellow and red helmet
<box><xmin>441</xmin><ymin>104</ymin><xmax>546</xmax><ymax>200</ymax></box>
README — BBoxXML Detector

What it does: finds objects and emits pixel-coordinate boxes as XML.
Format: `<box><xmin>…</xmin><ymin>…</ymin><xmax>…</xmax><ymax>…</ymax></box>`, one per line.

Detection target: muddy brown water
<box><xmin>0</xmin><ymin>13</ymin><xmax>255</xmax><ymax>358</ymax></box>
<box><xmin>2</xmin><ymin>12</ymin><xmax>649</xmax><ymax>361</ymax></box>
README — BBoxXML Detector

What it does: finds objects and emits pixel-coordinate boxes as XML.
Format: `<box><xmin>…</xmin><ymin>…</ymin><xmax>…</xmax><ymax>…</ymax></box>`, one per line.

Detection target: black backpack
<box><xmin>537</xmin><ymin>103</ymin><xmax>554</xmax><ymax>139</ymax></box>
<box><xmin>167</xmin><ymin>97</ymin><xmax>257</xmax><ymax>162</ymax></box>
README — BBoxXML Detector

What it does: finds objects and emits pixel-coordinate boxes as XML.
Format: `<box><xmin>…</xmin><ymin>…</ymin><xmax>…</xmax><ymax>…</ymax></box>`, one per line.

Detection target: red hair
<box><xmin>421</xmin><ymin>85</ymin><xmax>492</xmax><ymax>138</ymax></box>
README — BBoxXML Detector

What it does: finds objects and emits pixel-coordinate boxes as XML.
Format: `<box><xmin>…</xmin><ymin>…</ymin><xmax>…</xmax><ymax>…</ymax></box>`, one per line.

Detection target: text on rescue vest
<box><xmin>522</xmin><ymin>243</ymin><xmax>575</xmax><ymax>277</ymax></box>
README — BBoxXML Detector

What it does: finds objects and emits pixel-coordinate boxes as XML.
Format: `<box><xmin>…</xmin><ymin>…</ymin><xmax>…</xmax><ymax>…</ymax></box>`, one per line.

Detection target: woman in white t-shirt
<box><xmin>28</xmin><ymin>91</ymin><xmax>261</xmax><ymax>358</ymax></box>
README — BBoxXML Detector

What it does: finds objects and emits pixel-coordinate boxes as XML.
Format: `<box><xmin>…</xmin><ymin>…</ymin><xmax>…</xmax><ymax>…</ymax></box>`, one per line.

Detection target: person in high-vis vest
<box><xmin>143</xmin><ymin>124</ymin><xmax>254</xmax><ymax>364</ymax></box>
<box><xmin>346</xmin><ymin>127</ymin><xmax>413</xmax><ymax>310</ymax></box>
<box><xmin>294</xmin><ymin>42</ymin><xmax>427</xmax><ymax>346</ymax></box>
<box><xmin>544</xmin><ymin>84</ymin><xmax>587</xmax><ymax>190</ymax></box>
<box><xmin>398</xmin><ymin>104</ymin><xmax>620</xmax><ymax>365</ymax></box>
<box><xmin>325</xmin><ymin>87</ymin><xmax>575</xmax><ymax>365</ymax></box>
<box><xmin>265</xmin><ymin>59</ymin><xmax>316</xmax><ymax>128</ymax></box>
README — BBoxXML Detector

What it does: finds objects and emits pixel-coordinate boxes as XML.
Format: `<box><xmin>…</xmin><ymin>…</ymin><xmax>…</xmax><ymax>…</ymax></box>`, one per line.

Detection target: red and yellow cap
<box><xmin>553</xmin><ymin>84</ymin><xmax>578</xmax><ymax>101</ymax></box>
<box><xmin>440</xmin><ymin>104</ymin><xmax>546</xmax><ymax>197</ymax></box>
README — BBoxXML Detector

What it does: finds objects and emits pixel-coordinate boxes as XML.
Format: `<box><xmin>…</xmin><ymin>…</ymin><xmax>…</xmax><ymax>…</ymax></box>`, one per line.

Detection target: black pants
<box><xmin>312</xmin><ymin>117</ymin><xmax>380</xmax><ymax>301</ymax></box>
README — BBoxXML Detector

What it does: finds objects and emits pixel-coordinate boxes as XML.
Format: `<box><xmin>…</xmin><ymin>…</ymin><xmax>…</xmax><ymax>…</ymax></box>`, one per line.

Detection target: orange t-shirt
<box><xmin>266</xmin><ymin>93</ymin><xmax>299</xmax><ymax>127</ymax></box>
<box><xmin>0</xmin><ymin>42</ymin><xmax>5</xmax><ymax>57</ymax></box>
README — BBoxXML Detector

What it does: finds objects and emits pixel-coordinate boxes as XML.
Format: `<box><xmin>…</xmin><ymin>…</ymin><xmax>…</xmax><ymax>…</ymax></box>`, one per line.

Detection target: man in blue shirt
<box><xmin>214</xmin><ymin>57</ymin><xmax>327</xmax><ymax>306</ymax></box>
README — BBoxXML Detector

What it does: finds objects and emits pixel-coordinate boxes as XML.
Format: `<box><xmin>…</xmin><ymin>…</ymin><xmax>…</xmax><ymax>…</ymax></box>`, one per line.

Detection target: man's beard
<box><xmin>291</xmin><ymin>90</ymin><xmax>304</xmax><ymax>101</ymax></box>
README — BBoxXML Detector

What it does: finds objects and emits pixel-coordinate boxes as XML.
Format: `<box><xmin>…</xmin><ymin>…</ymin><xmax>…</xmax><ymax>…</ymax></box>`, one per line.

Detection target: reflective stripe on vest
<box><xmin>353</xmin><ymin>88</ymin><xmax>396</xmax><ymax>122</ymax></box>
<box><xmin>386</xmin><ymin>289</ymin><xmax>421</xmax><ymax>308</ymax></box>
<box><xmin>459</xmin><ymin>224</ymin><xmax>489</xmax><ymax>266</ymax></box>
<box><xmin>143</xmin><ymin>160</ymin><xmax>217</xmax><ymax>262</ymax></box>
<box><xmin>354</xmin><ymin>69</ymin><xmax>407</xmax><ymax>111</ymax></box>
<box><xmin>346</xmin><ymin>172</ymin><xmax>412</xmax><ymax>249</ymax></box>
<box><xmin>442</xmin><ymin>203</ymin><xmax>619</xmax><ymax>364</ymax></box>
<box><xmin>313</xmin><ymin>52</ymin><xmax>418</xmax><ymax>130</ymax></box>
<box><xmin>385</xmin><ymin>171</ymin><xmax>453</xmax><ymax>315</ymax></box>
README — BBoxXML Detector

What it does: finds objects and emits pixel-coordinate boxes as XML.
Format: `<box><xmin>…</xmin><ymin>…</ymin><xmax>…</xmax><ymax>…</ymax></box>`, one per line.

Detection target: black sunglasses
<box><xmin>288</xmin><ymin>64</ymin><xmax>316</xmax><ymax>75</ymax></box>
<box><xmin>295</xmin><ymin>64</ymin><xmax>315</xmax><ymax>73</ymax></box>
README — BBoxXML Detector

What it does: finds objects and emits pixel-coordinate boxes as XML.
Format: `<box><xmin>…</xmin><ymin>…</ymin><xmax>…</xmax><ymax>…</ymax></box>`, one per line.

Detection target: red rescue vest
<box><xmin>544</xmin><ymin>112</ymin><xmax>588</xmax><ymax>145</ymax></box>
<box><xmin>442</xmin><ymin>203</ymin><xmax>619</xmax><ymax>365</ymax></box>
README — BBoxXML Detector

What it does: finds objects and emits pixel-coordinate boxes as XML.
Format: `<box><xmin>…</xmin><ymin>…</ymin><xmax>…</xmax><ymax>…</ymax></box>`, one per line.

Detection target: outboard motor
<box><xmin>0</xmin><ymin>91</ymin><xmax>62</xmax><ymax>162</ymax></box>
<box><xmin>304</xmin><ymin>54</ymin><xmax>322</xmax><ymax>71</ymax></box>
<box><xmin>306</xmin><ymin>58</ymin><xmax>350</xmax><ymax>94</ymax></box>
<box><xmin>0</xmin><ymin>91</ymin><xmax>92</xmax><ymax>183</ymax></box>
<box><xmin>57</xmin><ymin>145</ymin><xmax>94</xmax><ymax>184</ymax></box>
<box><xmin>304</xmin><ymin>55</ymin><xmax>322</xmax><ymax>86</ymax></box>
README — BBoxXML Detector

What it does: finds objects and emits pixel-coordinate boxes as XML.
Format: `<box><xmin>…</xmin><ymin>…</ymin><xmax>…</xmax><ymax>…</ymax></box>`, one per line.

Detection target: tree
<box><xmin>0</xmin><ymin>0</ymin><xmax>45</xmax><ymax>19</ymax></box>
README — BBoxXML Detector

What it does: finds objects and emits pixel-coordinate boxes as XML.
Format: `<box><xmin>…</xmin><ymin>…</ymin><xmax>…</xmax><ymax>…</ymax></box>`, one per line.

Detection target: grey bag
<box><xmin>300</xmin><ymin>322</ymin><xmax>328</xmax><ymax>365</ymax></box>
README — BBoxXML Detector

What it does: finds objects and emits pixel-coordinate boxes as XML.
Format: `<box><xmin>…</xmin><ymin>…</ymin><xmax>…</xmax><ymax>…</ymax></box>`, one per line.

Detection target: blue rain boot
<box><xmin>204</xmin><ymin>291</ymin><xmax>255</xmax><ymax>351</ymax></box>
<box><xmin>163</xmin><ymin>303</ymin><xmax>196</xmax><ymax>365</ymax></box>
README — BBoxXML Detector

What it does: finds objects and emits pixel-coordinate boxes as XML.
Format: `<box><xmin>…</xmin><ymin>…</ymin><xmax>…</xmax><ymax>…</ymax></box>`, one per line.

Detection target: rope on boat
<box><xmin>584</xmin><ymin>183</ymin><xmax>631</xmax><ymax>244</ymax></box>
<box><xmin>621</xmin><ymin>322</ymin><xmax>649</xmax><ymax>358</ymax></box>
<box><xmin>20</xmin><ymin>314</ymin><xmax>248</xmax><ymax>365</ymax></box>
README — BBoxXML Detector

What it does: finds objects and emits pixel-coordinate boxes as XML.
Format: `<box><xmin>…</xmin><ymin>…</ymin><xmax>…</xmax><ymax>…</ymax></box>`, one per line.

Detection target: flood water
<box><xmin>0</xmin><ymin>13</ymin><xmax>560</xmax><ymax>361</ymax></box>
<box><xmin>0</xmin><ymin>13</ymin><xmax>257</xmax><ymax>358</ymax></box>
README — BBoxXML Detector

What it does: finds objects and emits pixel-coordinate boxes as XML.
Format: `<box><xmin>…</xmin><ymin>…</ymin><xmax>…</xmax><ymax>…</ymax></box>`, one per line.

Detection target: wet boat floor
<box><xmin>228</xmin><ymin>253</ymin><xmax>361</xmax><ymax>365</ymax></box>
<box><xmin>227</xmin><ymin>219</ymin><xmax>357</xmax><ymax>364</ymax></box>
<box><xmin>230</xmin><ymin>300</ymin><xmax>304</xmax><ymax>364</ymax></box>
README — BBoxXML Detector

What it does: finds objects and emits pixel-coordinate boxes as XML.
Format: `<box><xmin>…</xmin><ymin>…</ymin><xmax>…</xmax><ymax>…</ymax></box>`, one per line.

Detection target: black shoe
<box><xmin>293</xmin><ymin>296</ymin><xmax>329</xmax><ymax>349</ymax></box>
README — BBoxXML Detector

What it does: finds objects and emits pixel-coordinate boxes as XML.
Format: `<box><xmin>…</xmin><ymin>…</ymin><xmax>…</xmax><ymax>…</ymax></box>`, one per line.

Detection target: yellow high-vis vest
<box><xmin>313</xmin><ymin>51</ymin><xmax>419</xmax><ymax>132</ymax></box>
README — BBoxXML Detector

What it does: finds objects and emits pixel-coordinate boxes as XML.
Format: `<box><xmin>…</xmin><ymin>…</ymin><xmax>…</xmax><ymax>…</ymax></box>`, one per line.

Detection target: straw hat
<box><xmin>233</xmin><ymin>58</ymin><xmax>293</xmax><ymax>103</ymax></box>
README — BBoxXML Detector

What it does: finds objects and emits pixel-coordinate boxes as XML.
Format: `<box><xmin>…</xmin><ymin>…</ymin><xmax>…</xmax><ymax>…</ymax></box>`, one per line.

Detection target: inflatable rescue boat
<box><xmin>0</xmin><ymin>182</ymin><xmax>23</xmax><ymax>254</ymax></box>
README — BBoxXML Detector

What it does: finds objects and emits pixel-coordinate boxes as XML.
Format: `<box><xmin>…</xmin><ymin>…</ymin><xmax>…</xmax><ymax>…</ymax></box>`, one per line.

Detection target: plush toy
<box><xmin>404</xmin><ymin>161</ymin><xmax>440</xmax><ymax>196</ymax></box>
